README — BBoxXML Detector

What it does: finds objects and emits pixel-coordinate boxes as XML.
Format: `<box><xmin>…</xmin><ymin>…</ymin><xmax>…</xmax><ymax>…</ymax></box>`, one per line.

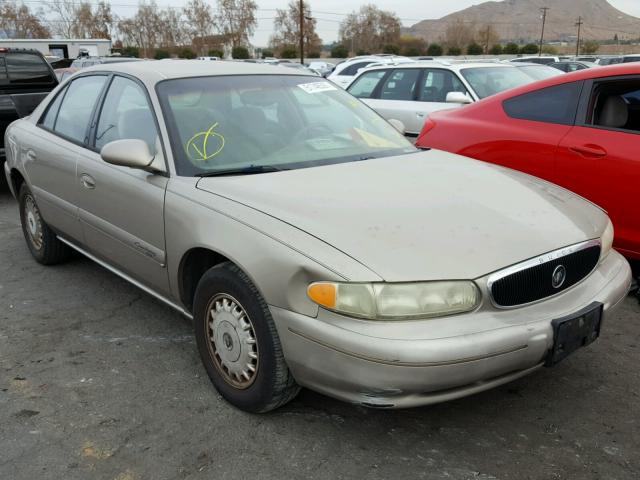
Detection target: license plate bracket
<box><xmin>545</xmin><ymin>302</ymin><xmax>603</xmax><ymax>367</ymax></box>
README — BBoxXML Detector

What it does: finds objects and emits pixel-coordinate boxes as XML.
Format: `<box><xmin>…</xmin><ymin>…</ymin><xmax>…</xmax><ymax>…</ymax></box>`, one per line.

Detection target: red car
<box><xmin>416</xmin><ymin>64</ymin><xmax>640</xmax><ymax>260</ymax></box>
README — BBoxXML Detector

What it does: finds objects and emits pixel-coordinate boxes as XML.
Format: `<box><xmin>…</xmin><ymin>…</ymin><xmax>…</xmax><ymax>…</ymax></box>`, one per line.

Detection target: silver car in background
<box><xmin>4</xmin><ymin>60</ymin><xmax>632</xmax><ymax>412</ymax></box>
<box><xmin>346</xmin><ymin>62</ymin><xmax>539</xmax><ymax>136</ymax></box>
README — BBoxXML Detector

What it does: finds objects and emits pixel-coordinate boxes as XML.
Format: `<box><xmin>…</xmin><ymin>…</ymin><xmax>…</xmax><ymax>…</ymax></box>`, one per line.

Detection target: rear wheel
<box><xmin>18</xmin><ymin>184</ymin><xmax>70</xmax><ymax>265</ymax></box>
<box><xmin>194</xmin><ymin>262</ymin><xmax>300</xmax><ymax>412</ymax></box>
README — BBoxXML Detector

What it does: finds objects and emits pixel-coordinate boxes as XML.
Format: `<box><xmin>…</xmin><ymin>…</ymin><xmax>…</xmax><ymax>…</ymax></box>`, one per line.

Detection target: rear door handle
<box><xmin>80</xmin><ymin>173</ymin><xmax>96</xmax><ymax>190</ymax></box>
<box><xmin>568</xmin><ymin>144</ymin><xmax>607</xmax><ymax>158</ymax></box>
<box><xmin>25</xmin><ymin>150</ymin><xmax>37</xmax><ymax>162</ymax></box>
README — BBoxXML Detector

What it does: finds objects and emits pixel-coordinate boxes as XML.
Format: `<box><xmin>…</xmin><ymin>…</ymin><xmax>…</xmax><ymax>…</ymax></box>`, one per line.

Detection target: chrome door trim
<box><xmin>486</xmin><ymin>238</ymin><xmax>602</xmax><ymax>309</ymax></box>
<box><xmin>57</xmin><ymin>236</ymin><xmax>192</xmax><ymax>320</ymax></box>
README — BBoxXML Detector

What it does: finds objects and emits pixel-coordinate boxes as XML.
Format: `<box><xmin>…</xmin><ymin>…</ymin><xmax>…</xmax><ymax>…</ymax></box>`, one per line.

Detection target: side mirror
<box><xmin>446</xmin><ymin>91</ymin><xmax>473</xmax><ymax>104</ymax></box>
<box><xmin>101</xmin><ymin>139</ymin><xmax>154</xmax><ymax>170</ymax></box>
<box><xmin>388</xmin><ymin>118</ymin><xmax>406</xmax><ymax>135</ymax></box>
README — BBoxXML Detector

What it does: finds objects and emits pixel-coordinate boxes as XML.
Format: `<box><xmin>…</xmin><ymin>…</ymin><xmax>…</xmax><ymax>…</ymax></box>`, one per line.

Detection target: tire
<box><xmin>18</xmin><ymin>184</ymin><xmax>71</xmax><ymax>265</ymax></box>
<box><xmin>194</xmin><ymin>262</ymin><xmax>300</xmax><ymax>413</ymax></box>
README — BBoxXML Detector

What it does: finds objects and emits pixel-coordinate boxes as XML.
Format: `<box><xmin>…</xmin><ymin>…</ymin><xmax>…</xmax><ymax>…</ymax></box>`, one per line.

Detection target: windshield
<box><xmin>461</xmin><ymin>67</ymin><xmax>533</xmax><ymax>99</ymax></box>
<box><xmin>517</xmin><ymin>65</ymin><xmax>564</xmax><ymax>81</ymax></box>
<box><xmin>157</xmin><ymin>75</ymin><xmax>415</xmax><ymax>176</ymax></box>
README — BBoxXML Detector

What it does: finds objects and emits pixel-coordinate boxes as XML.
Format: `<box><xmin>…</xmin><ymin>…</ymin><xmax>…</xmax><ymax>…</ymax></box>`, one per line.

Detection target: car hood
<box><xmin>197</xmin><ymin>150</ymin><xmax>606</xmax><ymax>281</ymax></box>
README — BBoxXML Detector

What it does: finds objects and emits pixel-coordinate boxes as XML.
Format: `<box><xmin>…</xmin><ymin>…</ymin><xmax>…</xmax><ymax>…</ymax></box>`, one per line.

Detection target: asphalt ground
<box><xmin>1</xmin><ymin>189</ymin><xmax>639</xmax><ymax>480</ymax></box>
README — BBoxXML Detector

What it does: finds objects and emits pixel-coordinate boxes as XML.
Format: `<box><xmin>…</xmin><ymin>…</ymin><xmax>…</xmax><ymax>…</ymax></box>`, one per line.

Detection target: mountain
<box><xmin>407</xmin><ymin>0</ymin><xmax>640</xmax><ymax>43</ymax></box>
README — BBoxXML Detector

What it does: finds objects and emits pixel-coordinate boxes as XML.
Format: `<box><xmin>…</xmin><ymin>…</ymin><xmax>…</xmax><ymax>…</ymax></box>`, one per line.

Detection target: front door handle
<box><xmin>569</xmin><ymin>144</ymin><xmax>607</xmax><ymax>158</ymax></box>
<box><xmin>80</xmin><ymin>173</ymin><xmax>96</xmax><ymax>189</ymax></box>
<box><xmin>25</xmin><ymin>150</ymin><xmax>37</xmax><ymax>162</ymax></box>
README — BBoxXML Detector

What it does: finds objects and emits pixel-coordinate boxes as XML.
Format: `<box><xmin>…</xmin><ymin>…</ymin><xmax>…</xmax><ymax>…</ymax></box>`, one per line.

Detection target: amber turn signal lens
<box><xmin>307</xmin><ymin>282</ymin><xmax>337</xmax><ymax>309</ymax></box>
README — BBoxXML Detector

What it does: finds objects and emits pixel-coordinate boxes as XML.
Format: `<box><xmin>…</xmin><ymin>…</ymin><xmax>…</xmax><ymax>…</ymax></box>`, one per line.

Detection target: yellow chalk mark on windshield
<box><xmin>186</xmin><ymin>122</ymin><xmax>225</xmax><ymax>161</ymax></box>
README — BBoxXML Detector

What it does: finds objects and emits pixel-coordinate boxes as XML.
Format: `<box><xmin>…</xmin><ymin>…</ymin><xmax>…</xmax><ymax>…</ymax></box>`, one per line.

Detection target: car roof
<box><xmin>359</xmin><ymin>61</ymin><xmax>515</xmax><ymax>73</ymax></box>
<box><xmin>80</xmin><ymin>59</ymin><xmax>317</xmax><ymax>82</ymax></box>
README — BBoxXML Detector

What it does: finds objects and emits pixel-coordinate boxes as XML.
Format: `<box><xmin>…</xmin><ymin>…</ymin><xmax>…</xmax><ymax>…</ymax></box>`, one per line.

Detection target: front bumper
<box><xmin>270</xmin><ymin>250</ymin><xmax>632</xmax><ymax>408</ymax></box>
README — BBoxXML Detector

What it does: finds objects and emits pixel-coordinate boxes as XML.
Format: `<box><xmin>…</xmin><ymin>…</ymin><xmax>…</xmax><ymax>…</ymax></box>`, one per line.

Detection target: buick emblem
<box><xmin>552</xmin><ymin>265</ymin><xmax>567</xmax><ymax>289</ymax></box>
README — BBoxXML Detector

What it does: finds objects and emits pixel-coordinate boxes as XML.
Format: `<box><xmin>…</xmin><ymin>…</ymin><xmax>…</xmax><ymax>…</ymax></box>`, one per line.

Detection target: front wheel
<box><xmin>193</xmin><ymin>263</ymin><xmax>300</xmax><ymax>412</ymax></box>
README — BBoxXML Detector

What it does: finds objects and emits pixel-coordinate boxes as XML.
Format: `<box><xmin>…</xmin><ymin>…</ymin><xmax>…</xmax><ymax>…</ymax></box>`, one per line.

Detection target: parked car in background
<box><xmin>307</xmin><ymin>61</ymin><xmax>335</xmax><ymax>77</ymax></box>
<box><xmin>598</xmin><ymin>56</ymin><xmax>624</xmax><ymax>66</ymax></box>
<box><xmin>279</xmin><ymin>62</ymin><xmax>320</xmax><ymax>75</ymax></box>
<box><xmin>346</xmin><ymin>62</ymin><xmax>537</xmax><ymax>136</ymax></box>
<box><xmin>197</xmin><ymin>56</ymin><xmax>220</xmax><ymax>61</ymax></box>
<box><xmin>5</xmin><ymin>61</ymin><xmax>631</xmax><ymax>412</ymax></box>
<box><xmin>575</xmin><ymin>56</ymin><xmax>599</xmax><ymax>62</ymax></box>
<box><xmin>622</xmin><ymin>55</ymin><xmax>640</xmax><ymax>64</ymax></box>
<box><xmin>510</xmin><ymin>56</ymin><xmax>560</xmax><ymax>65</ymax></box>
<box><xmin>416</xmin><ymin>64</ymin><xmax>640</xmax><ymax>260</ymax></box>
<box><xmin>550</xmin><ymin>61</ymin><xmax>598</xmax><ymax>72</ymax></box>
<box><xmin>512</xmin><ymin>62</ymin><xmax>565</xmax><ymax>80</ymax></box>
<box><xmin>327</xmin><ymin>55</ymin><xmax>414</xmax><ymax>88</ymax></box>
<box><xmin>54</xmin><ymin>67</ymin><xmax>79</xmax><ymax>82</ymax></box>
<box><xmin>1</xmin><ymin>47</ymin><xmax>58</xmax><ymax>188</ymax></box>
<box><xmin>71</xmin><ymin>56</ymin><xmax>142</xmax><ymax>68</ymax></box>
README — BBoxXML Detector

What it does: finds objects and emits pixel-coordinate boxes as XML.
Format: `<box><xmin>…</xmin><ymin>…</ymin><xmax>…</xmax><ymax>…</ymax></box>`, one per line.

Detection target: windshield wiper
<box><xmin>196</xmin><ymin>165</ymin><xmax>286</xmax><ymax>177</ymax></box>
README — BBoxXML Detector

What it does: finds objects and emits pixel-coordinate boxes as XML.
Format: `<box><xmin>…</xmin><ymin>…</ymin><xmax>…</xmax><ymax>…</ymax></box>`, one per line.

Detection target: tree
<box><xmin>154</xmin><ymin>49</ymin><xmax>170</xmax><ymax>59</ymax></box>
<box><xmin>270</xmin><ymin>1</ymin><xmax>322</xmax><ymax>59</ymax></box>
<box><xmin>331</xmin><ymin>44</ymin><xmax>349</xmax><ymax>58</ymax></box>
<box><xmin>467</xmin><ymin>43</ymin><xmax>483</xmax><ymax>55</ymax></box>
<box><xmin>307</xmin><ymin>51</ymin><xmax>320</xmax><ymax>58</ymax></box>
<box><xmin>339</xmin><ymin>5</ymin><xmax>401</xmax><ymax>55</ymax></box>
<box><xmin>489</xmin><ymin>44</ymin><xmax>503</xmax><ymax>55</ymax></box>
<box><xmin>47</xmin><ymin>0</ymin><xmax>76</xmax><ymax>38</ymax></box>
<box><xmin>121</xmin><ymin>46</ymin><xmax>139</xmax><ymax>57</ymax></box>
<box><xmin>260</xmin><ymin>49</ymin><xmax>274</xmax><ymax>58</ymax></box>
<box><xmin>541</xmin><ymin>45</ymin><xmax>557</xmax><ymax>55</ymax></box>
<box><xmin>427</xmin><ymin>43</ymin><xmax>443</xmax><ymax>56</ymax></box>
<box><xmin>0</xmin><ymin>0</ymin><xmax>50</xmax><ymax>38</ymax></box>
<box><xmin>383</xmin><ymin>44</ymin><xmax>400</xmax><ymax>55</ymax></box>
<box><xmin>232</xmin><ymin>46</ymin><xmax>249</xmax><ymax>59</ymax></box>
<box><xmin>582</xmin><ymin>40</ymin><xmax>600</xmax><ymax>54</ymax></box>
<box><xmin>217</xmin><ymin>0</ymin><xmax>258</xmax><ymax>48</ymax></box>
<box><xmin>477</xmin><ymin>24</ymin><xmax>499</xmax><ymax>54</ymax></box>
<box><xmin>281</xmin><ymin>48</ymin><xmax>298</xmax><ymax>59</ymax></box>
<box><xmin>519</xmin><ymin>43</ymin><xmax>539</xmax><ymax>54</ymax></box>
<box><xmin>447</xmin><ymin>46</ymin><xmax>462</xmax><ymax>56</ymax></box>
<box><xmin>70</xmin><ymin>1</ymin><xmax>113</xmax><ymax>39</ymax></box>
<box><xmin>503</xmin><ymin>42</ymin><xmax>520</xmax><ymax>54</ymax></box>
<box><xmin>184</xmin><ymin>0</ymin><xmax>215</xmax><ymax>56</ymax></box>
<box><xmin>208</xmin><ymin>49</ymin><xmax>224</xmax><ymax>57</ymax></box>
<box><xmin>444</xmin><ymin>19</ymin><xmax>475</xmax><ymax>51</ymax></box>
<box><xmin>118</xmin><ymin>1</ymin><xmax>165</xmax><ymax>58</ymax></box>
<box><xmin>179</xmin><ymin>47</ymin><xmax>196</xmax><ymax>59</ymax></box>
<box><xmin>398</xmin><ymin>35</ymin><xmax>426</xmax><ymax>56</ymax></box>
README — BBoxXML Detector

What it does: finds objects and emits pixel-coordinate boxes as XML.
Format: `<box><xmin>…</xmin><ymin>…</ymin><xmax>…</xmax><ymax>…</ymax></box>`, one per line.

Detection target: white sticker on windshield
<box><xmin>297</xmin><ymin>82</ymin><xmax>337</xmax><ymax>94</ymax></box>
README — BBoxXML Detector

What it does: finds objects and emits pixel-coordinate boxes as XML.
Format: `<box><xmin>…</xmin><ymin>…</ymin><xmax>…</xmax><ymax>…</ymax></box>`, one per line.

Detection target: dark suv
<box><xmin>1</xmin><ymin>48</ymin><xmax>58</xmax><ymax>188</ymax></box>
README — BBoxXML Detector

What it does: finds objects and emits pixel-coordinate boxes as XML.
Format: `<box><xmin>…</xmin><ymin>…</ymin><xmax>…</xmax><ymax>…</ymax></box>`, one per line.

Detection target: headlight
<box><xmin>600</xmin><ymin>219</ymin><xmax>614</xmax><ymax>261</ymax></box>
<box><xmin>307</xmin><ymin>281</ymin><xmax>481</xmax><ymax>320</ymax></box>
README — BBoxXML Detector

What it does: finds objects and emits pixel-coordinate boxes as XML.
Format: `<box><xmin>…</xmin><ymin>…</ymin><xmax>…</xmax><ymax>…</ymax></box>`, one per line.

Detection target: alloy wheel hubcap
<box><xmin>24</xmin><ymin>195</ymin><xmax>43</xmax><ymax>250</ymax></box>
<box><xmin>205</xmin><ymin>294</ymin><xmax>258</xmax><ymax>389</ymax></box>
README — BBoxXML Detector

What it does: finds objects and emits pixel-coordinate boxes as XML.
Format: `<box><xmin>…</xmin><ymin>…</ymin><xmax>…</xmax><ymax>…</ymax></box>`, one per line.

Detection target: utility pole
<box><xmin>539</xmin><ymin>6</ymin><xmax>549</xmax><ymax>56</ymax></box>
<box><xmin>575</xmin><ymin>16</ymin><xmax>583</xmax><ymax>57</ymax></box>
<box><xmin>299</xmin><ymin>0</ymin><xmax>304</xmax><ymax>65</ymax></box>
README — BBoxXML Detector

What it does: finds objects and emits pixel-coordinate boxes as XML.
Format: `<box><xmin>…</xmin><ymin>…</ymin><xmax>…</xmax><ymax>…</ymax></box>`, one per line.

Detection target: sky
<box><xmin>109</xmin><ymin>0</ymin><xmax>640</xmax><ymax>46</ymax></box>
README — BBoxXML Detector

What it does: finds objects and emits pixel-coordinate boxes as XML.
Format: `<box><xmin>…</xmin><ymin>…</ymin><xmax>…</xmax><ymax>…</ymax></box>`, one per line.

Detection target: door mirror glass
<box><xmin>446</xmin><ymin>91</ymin><xmax>473</xmax><ymax>104</ymax></box>
<box><xmin>101</xmin><ymin>139</ymin><xmax>154</xmax><ymax>170</ymax></box>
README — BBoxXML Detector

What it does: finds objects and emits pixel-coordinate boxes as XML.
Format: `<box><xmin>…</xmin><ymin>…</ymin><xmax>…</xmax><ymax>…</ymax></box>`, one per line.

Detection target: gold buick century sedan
<box><xmin>3</xmin><ymin>60</ymin><xmax>632</xmax><ymax>412</ymax></box>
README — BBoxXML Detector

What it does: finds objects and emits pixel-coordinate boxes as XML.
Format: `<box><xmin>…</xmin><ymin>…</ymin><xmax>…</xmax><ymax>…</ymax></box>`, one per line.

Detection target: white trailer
<box><xmin>0</xmin><ymin>39</ymin><xmax>112</xmax><ymax>59</ymax></box>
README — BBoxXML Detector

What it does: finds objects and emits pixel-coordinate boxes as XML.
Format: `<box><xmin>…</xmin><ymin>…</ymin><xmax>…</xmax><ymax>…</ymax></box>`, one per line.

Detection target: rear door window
<box><xmin>379</xmin><ymin>69</ymin><xmax>420</xmax><ymax>101</ymax></box>
<box><xmin>40</xmin><ymin>85</ymin><xmax>68</xmax><ymax>130</ymax></box>
<box><xmin>54</xmin><ymin>75</ymin><xmax>107</xmax><ymax>143</ymax></box>
<box><xmin>418</xmin><ymin>69</ymin><xmax>468</xmax><ymax>102</ymax></box>
<box><xmin>347</xmin><ymin>70</ymin><xmax>387</xmax><ymax>98</ymax></box>
<box><xmin>587</xmin><ymin>78</ymin><xmax>640</xmax><ymax>133</ymax></box>
<box><xmin>5</xmin><ymin>53</ymin><xmax>56</xmax><ymax>84</ymax></box>
<box><xmin>503</xmin><ymin>82</ymin><xmax>582</xmax><ymax>125</ymax></box>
